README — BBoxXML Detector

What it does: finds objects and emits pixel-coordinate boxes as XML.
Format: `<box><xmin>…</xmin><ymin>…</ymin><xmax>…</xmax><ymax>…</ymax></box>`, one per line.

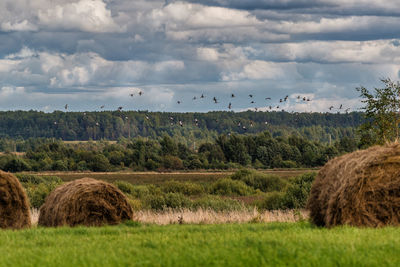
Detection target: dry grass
<box><xmin>134</xmin><ymin>209</ymin><xmax>309</xmax><ymax>225</ymax></box>
<box><xmin>30</xmin><ymin>208</ymin><xmax>308</xmax><ymax>225</ymax></box>
<box><xmin>31</xmin><ymin>209</ymin><xmax>39</xmax><ymax>226</ymax></box>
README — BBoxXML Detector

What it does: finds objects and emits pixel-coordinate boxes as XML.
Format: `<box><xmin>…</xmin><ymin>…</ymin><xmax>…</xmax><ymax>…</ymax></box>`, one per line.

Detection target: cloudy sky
<box><xmin>1</xmin><ymin>0</ymin><xmax>399</xmax><ymax>112</ymax></box>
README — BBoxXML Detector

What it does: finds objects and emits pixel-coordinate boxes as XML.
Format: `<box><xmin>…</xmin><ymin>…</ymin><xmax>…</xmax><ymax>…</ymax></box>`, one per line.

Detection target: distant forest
<box><xmin>0</xmin><ymin>111</ymin><xmax>363</xmax><ymax>148</ymax></box>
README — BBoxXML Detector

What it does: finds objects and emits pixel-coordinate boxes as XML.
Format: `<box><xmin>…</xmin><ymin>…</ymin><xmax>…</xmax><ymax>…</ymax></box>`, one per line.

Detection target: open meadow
<box><xmin>0</xmin><ymin>222</ymin><xmax>399</xmax><ymax>267</ymax></box>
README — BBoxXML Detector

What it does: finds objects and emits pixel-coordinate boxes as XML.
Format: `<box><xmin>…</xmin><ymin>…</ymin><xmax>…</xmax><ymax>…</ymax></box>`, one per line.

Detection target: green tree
<box><xmin>357</xmin><ymin>78</ymin><xmax>400</xmax><ymax>144</ymax></box>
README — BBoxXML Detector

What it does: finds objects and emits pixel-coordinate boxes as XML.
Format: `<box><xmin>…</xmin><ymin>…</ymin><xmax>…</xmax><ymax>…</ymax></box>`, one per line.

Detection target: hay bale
<box><xmin>0</xmin><ymin>170</ymin><xmax>31</xmax><ymax>229</ymax></box>
<box><xmin>38</xmin><ymin>178</ymin><xmax>133</xmax><ymax>227</ymax></box>
<box><xmin>307</xmin><ymin>143</ymin><xmax>400</xmax><ymax>227</ymax></box>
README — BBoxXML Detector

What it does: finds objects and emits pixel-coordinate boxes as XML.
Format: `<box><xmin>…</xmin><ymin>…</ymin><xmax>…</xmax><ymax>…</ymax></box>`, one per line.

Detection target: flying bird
<box><xmin>177</xmin><ymin>101</ymin><xmax>181</xmax><ymax>104</ymax></box>
<box><xmin>200</xmin><ymin>94</ymin><xmax>205</xmax><ymax>98</ymax></box>
<box><xmin>138</xmin><ymin>91</ymin><xmax>143</xmax><ymax>96</ymax></box>
<box><xmin>213</xmin><ymin>97</ymin><xmax>218</xmax><ymax>103</ymax></box>
<box><xmin>339</xmin><ymin>104</ymin><xmax>343</xmax><ymax>109</ymax></box>
<box><xmin>118</xmin><ymin>106</ymin><xmax>123</xmax><ymax>111</ymax></box>
<box><xmin>231</xmin><ymin>93</ymin><xmax>235</xmax><ymax>98</ymax></box>
<box><xmin>265</xmin><ymin>97</ymin><xmax>271</xmax><ymax>100</ymax></box>
<box><xmin>100</xmin><ymin>105</ymin><xmax>105</xmax><ymax>109</ymax></box>
<box><xmin>228</xmin><ymin>103</ymin><xmax>232</xmax><ymax>109</ymax></box>
<box><xmin>64</xmin><ymin>104</ymin><xmax>68</xmax><ymax>110</ymax></box>
<box><xmin>249</xmin><ymin>94</ymin><xmax>253</xmax><ymax>98</ymax></box>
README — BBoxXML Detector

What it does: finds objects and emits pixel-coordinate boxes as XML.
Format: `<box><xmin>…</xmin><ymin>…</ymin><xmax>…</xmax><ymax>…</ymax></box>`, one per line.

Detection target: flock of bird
<box><xmin>58</xmin><ymin>90</ymin><xmax>351</xmax><ymax>129</ymax></box>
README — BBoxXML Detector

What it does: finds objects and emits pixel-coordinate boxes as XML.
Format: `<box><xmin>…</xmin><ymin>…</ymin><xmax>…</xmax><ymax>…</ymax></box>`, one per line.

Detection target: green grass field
<box><xmin>1</xmin><ymin>222</ymin><xmax>399</xmax><ymax>266</ymax></box>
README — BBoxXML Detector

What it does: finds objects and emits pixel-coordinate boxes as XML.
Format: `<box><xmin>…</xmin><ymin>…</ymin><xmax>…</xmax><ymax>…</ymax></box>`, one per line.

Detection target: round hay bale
<box><xmin>38</xmin><ymin>178</ymin><xmax>133</xmax><ymax>227</ymax></box>
<box><xmin>307</xmin><ymin>143</ymin><xmax>400</xmax><ymax>227</ymax></box>
<box><xmin>0</xmin><ymin>170</ymin><xmax>31</xmax><ymax>229</ymax></box>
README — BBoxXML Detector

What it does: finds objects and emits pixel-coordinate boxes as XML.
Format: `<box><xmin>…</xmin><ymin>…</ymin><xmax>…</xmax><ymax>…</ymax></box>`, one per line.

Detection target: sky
<box><xmin>1</xmin><ymin>0</ymin><xmax>400</xmax><ymax>113</ymax></box>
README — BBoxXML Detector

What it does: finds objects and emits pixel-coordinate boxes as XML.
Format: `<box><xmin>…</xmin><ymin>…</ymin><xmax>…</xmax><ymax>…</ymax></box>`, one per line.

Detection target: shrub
<box><xmin>143</xmin><ymin>194</ymin><xmax>166</xmax><ymax>210</ymax></box>
<box><xmin>161</xmin><ymin>180</ymin><xmax>204</xmax><ymax>196</ymax></box>
<box><xmin>52</xmin><ymin>160</ymin><xmax>68</xmax><ymax>171</ymax></box>
<box><xmin>280</xmin><ymin>160</ymin><xmax>298</xmax><ymax>168</ymax></box>
<box><xmin>231</xmin><ymin>169</ymin><xmax>288</xmax><ymax>192</ymax></box>
<box><xmin>145</xmin><ymin>159</ymin><xmax>160</xmax><ymax>171</ymax></box>
<box><xmin>163</xmin><ymin>155</ymin><xmax>184</xmax><ymax>170</ymax></box>
<box><xmin>192</xmin><ymin>195</ymin><xmax>246</xmax><ymax>212</ymax></box>
<box><xmin>126</xmin><ymin>196</ymin><xmax>142</xmax><ymax>211</ymax></box>
<box><xmin>284</xmin><ymin>172</ymin><xmax>316</xmax><ymax>209</ymax></box>
<box><xmin>209</xmin><ymin>178</ymin><xmax>253</xmax><ymax>196</ymax></box>
<box><xmin>164</xmin><ymin>193</ymin><xmax>191</xmax><ymax>209</ymax></box>
<box><xmin>113</xmin><ymin>180</ymin><xmax>136</xmax><ymax>195</ymax></box>
<box><xmin>256</xmin><ymin>191</ymin><xmax>287</xmax><ymax>210</ymax></box>
<box><xmin>2</xmin><ymin>157</ymin><xmax>31</xmax><ymax>172</ymax></box>
<box><xmin>16</xmin><ymin>174</ymin><xmax>63</xmax><ymax>209</ymax></box>
<box><xmin>88</xmin><ymin>154</ymin><xmax>111</xmax><ymax>172</ymax></box>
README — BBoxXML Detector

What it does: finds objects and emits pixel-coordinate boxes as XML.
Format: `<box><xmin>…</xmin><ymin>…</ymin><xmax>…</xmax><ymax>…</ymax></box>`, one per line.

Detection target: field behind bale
<box><xmin>0</xmin><ymin>222</ymin><xmax>399</xmax><ymax>266</ymax></box>
<box><xmin>35</xmin><ymin>169</ymin><xmax>313</xmax><ymax>184</ymax></box>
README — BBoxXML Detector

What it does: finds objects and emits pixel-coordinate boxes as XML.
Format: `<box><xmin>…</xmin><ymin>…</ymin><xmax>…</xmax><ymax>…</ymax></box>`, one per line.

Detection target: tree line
<box><xmin>0</xmin><ymin>132</ymin><xmax>358</xmax><ymax>172</ymax></box>
<box><xmin>0</xmin><ymin>110</ymin><xmax>363</xmax><ymax>147</ymax></box>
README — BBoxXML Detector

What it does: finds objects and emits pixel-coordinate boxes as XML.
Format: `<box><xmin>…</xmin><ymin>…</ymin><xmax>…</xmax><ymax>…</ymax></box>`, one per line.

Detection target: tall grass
<box><xmin>1</xmin><ymin>223</ymin><xmax>399</xmax><ymax>266</ymax></box>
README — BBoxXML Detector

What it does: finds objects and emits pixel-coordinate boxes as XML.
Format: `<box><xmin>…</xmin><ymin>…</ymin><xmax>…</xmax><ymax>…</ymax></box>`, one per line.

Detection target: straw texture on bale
<box><xmin>307</xmin><ymin>143</ymin><xmax>400</xmax><ymax>227</ymax></box>
<box><xmin>38</xmin><ymin>178</ymin><xmax>133</xmax><ymax>227</ymax></box>
<box><xmin>0</xmin><ymin>170</ymin><xmax>31</xmax><ymax>229</ymax></box>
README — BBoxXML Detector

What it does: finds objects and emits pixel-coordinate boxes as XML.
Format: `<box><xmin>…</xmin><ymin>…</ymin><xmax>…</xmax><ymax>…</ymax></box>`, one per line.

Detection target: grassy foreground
<box><xmin>0</xmin><ymin>222</ymin><xmax>399</xmax><ymax>267</ymax></box>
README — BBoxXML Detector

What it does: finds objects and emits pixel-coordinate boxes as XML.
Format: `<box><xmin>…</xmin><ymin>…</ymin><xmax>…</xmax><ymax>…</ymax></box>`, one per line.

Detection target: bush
<box><xmin>231</xmin><ymin>169</ymin><xmax>288</xmax><ymax>192</ymax></box>
<box><xmin>284</xmin><ymin>172</ymin><xmax>316</xmax><ymax>209</ymax></box>
<box><xmin>88</xmin><ymin>154</ymin><xmax>111</xmax><ymax>172</ymax></box>
<box><xmin>163</xmin><ymin>155</ymin><xmax>184</xmax><ymax>170</ymax></box>
<box><xmin>192</xmin><ymin>195</ymin><xmax>246</xmax><ymax>212</ymax></box>
<box><xmin>280</xmin><ymin>160</ymin><xmax>298</xmax><ymax>168</ymax></box>
<box><xmin>209</xmin><ymin>178</ymin><xmax>253</xmax><ymax>196</ymax></box>
<box><xmin>164</xmin><ymin>193</ymin><xmax>191</xmax><ymax>209</ymax></box>
<box><xmin>52</xmin><ymin>160</ymin><xmax>68</xmax><ymax>171</ymax></box>
<box><xmin>113</xmin><ymin>180</ymin><xmax>136</xmax><ymax>195</ymax></box>
<box><xmin>2</xmin><ymin>157</ymin><xmax>31</xmax><ymax>172</ymax></box>
<box><xmin>256</xmin><ymin>191</ymin><xmax>287</xmax><ymax>210</ymax></box>
<box><xmin>126</xmin><ymin>196</ymin><xmax>142</xmax><ymax>211</ymax></box>
<box><xmin>161</xmin><ymin>180</ymin><xmax>204</xmax><ymax>196</ymax></box>
<box><xmin>128</xmin><ymin>185</ymin><xmax>152</xmax><ymax>199</ymax></box>
<box><xmin>144</xmin><ymin>194</ymin><xmax>166</xmax><ymax>210</ymax></box>
<box><xmin>16</xmin><ymin>174</ymin><xmax>63</xmax><ymax>209</ymax></box>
